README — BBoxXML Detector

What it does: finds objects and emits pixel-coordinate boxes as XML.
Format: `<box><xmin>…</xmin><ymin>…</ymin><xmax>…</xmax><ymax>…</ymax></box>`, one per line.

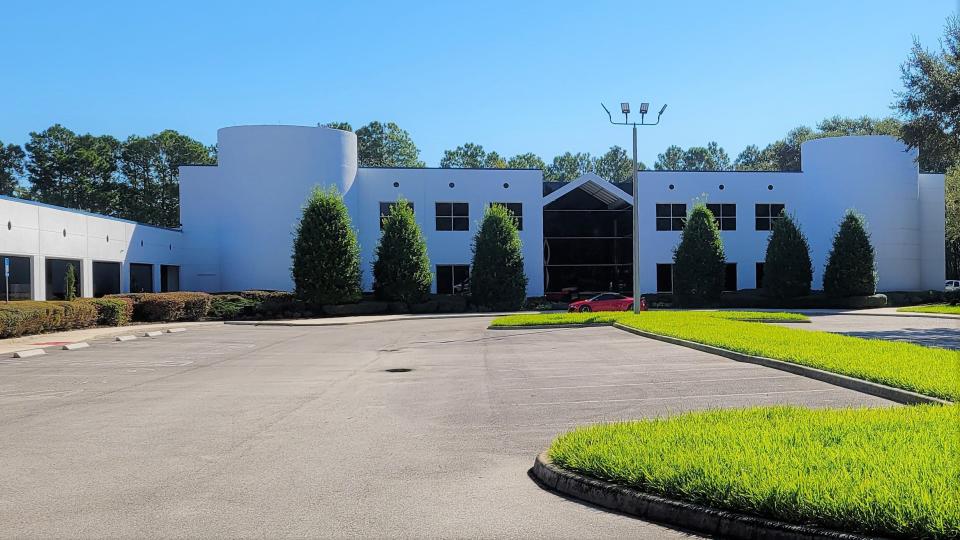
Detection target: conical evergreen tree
<box><xmin>673</xmin><ymin>203</ymin><xmax>725</xmax><ymax>306</ymax></box>
<box><xmin>64</xmin><ymin>263</ymin><xmax>77</xmax><ymax>301</ymax></box>
<box><xmin>471</xmin><ymin>204</ymin><xmax>528</xmax><ymax>310</ymax></box>
<box><xmin>373</xmin><ymin>198</ymin><xmax>431</xmax><ymax>303</ymax></box>
<box><xmin>291</xmin><ymin>186</ymin><xmax>362</xmax><ymax>305</ymax></box>
<box><xmin>763</xmin><ymin>212</ymin><xmax>813</xmax><ymax>298</ymax></box>
<box><xmin>823</xmin><ymin>210</ymin><xmax>877</xmax><ymax>297</ymax></box>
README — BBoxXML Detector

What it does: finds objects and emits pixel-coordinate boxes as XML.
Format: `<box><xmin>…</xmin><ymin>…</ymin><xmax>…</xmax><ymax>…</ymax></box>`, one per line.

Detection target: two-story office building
<box><xmin>0</xmin><ymin>124</ymin><xmax>945</xmax><ymax>300</ymax></box>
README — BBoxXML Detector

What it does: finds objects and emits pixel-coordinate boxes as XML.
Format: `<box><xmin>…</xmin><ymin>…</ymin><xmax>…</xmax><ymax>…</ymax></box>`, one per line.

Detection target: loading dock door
<box><xmin>93</xmin><ymin>262</ymin><xmax>122</xmax><ymax>297</ymax></box>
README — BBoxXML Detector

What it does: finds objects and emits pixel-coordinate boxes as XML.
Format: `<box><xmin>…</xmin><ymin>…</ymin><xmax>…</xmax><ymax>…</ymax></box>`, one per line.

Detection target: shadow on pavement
<box><xmin>839</xmin><ymin>328</ymin><xmax>960</xmax><ymax>350</ymax></box>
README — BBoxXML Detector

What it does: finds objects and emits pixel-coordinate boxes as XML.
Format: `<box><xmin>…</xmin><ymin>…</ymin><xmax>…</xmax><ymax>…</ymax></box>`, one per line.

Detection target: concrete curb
<box><xmin>61</xmin><ymin>342</ymin><xmax>90</xmax><ymax>351</ymax></box>
<box><xmin>114</xmin><ymin>335</ymin><xmax>137</xmax><ymax>342</ymax></box>
<box><xmin>868</xmin><ymin>311</ymin><xmax>960</xmax><ymax>321</ymax></box>
<box><xmin>225</xmin><ymin>311</ymin><xmax>520</xmax><ymax>328</ymax></box>
<box><xmin>488</xmin><ymin>323</ymin><xmax>610</xmax><ymax>330</ymax></box>
<box><xmin>13</xmin><ymin>348</ymin><xmax>45</xmax><ymax>358</ymax></box>
<box><xmin>531</xmin><ymin>452</ymin><xmax>875</xmax><ymax>540</ymax></box>
<box><xmin>612</xmin><ymin>323</ymin><xmax>950</xmax><ymax>405</ymax></box>
<box><xmin>143</xmin><ymin>331</ymin><xmax>163</xmax><ymax>337</ymax></box>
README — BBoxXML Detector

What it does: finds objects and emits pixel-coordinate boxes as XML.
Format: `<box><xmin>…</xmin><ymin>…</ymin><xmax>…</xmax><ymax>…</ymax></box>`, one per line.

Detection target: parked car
<box><xmin>947</xmin><ymin>280</ymin><xmax>960</xmax><ymax>292</ymax></box>
<box><xmin>568</xmin><ymin>292</ymin><xmax>644</xmax><ymax>312</ymax></box>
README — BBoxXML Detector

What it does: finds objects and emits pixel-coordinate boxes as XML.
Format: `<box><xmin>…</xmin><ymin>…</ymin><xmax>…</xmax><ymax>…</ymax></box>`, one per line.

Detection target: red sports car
<box><xmin>568</xmin><ymin>293</ymin><xmax>643</xmax><ymax>312</ymax></box>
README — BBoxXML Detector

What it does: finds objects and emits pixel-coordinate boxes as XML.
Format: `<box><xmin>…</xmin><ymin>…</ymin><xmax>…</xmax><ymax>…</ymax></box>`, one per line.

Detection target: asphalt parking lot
<box><xmin>781</xmin><ymin>312</ymin><xmax>960</xmax><ymax>349</ymax></box>
<box><xmin>0</xmin><ymin>317</ymin><xmax>892</xmax><ymax>538</ymax></box>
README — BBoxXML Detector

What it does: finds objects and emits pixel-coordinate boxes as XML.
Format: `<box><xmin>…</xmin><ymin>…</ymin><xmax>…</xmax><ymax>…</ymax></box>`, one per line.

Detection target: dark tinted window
<box><xmin>656</xmin><ymin>203</ymin><xmax>686</xmax><ymax>231</ymax></box>
<box><xmin>436</xmin><ymin>202</ymin><xmax>469</xmax><ymax>231</ymax></box>
<box><xmin>656</xmin><ymin>264</ymin><xmax>673</xmax><ymax>292</ymax></box>
<box><xmin>490</xmin><ymin>202</ymin><xmax>523</xmax><ymax>230</ymax></box>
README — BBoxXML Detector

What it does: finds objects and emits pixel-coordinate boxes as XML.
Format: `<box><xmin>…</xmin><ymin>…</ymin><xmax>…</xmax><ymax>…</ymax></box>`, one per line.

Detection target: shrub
<box><xmin>64</xmin><ymin>264</ymin><xmax>77</xmax><ymax>301</ymax></box>
<box><xmin>762</xmin><ymin>212</ymin><xmax>813</xmax><ymax>298</ymax></box>
<box><xmin>81</xmin><ymin>298</ymin><xmax>132</xmax><ymax>326</ymax></box>
<box><xmin>946</xmin><ymin>289</ymin><xmax>960</xmax><ymax>305</ymax></box>
<box><xmin>470</xmin><ymin>204</ymin><xmax>528</xmax><ymax>310</ymax></box>
<box><xmin>0</xmin><ymin>300</ymin><xmax>98</xmax><ymax>338</ymax></box>
<box><xmin>208</xmin><ymin>294</ymin><xmax>257</xmax><ymax>319</ymax></box>
<box><xmin>823</xmin><ymin>210</ymin><xmax>877</xmax><ymax>297</ymax></box>
<box><xmin>292</xmin><ymin>186</ymin><xmax>362</xmax><ymax>305</ymax></box>
<box><xmin>108</xmin><ymin>292</ymin><xmax>212</xmax><ymax>322</ymax></box>
<box><xmin>673</xmin><ymin>203</ymin><xmax>725</xmax><ymax>306</ymax></box>
<box><xmin>372</xmin><ymin>198</ymin><xmax>432</xmax><ymax>303</ymax></box>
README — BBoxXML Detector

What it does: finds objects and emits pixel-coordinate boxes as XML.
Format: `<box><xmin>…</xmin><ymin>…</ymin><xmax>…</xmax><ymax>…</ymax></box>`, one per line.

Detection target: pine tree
<box><xmin>672</xmin><ymin>203</ymin><xmax>726</xmax><ymax>306</ymax></box>
<box><xmin>64</xmin><ymin>264</ymin><xmax>77</xmax><ymax>301</ymax></box>
<box><xmin>373</xmin><ymin>198</ymin><xmax>431</xmax><ymax>303</ymax></box>
<box><xmin>823</xmin><ymin>210</ymin><xmax>877</xmax><ymax>297</ymax></box>
<box><xmin>471</xmin><ymin>204</ymin><xmax>528</xmax><ymax>310</ymax></box>
<box><xmin>763</xmin><ymin>212</ymin><xmax>813</xmax><ymax>298</ymax></box>
<box><xmin>291</xmin><ymin>186</ymin><xmax>362</xmax><ymax>305</ymax></box>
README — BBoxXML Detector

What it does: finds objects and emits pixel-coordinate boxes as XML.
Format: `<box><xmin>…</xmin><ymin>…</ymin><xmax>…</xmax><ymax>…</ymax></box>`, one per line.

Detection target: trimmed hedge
<box><xmin>108</xmin><ymin>292</ymin><xmax>212</xmax><ymax>322</ymax></box>
<box><xmin>0</xmin><ymin>301</ymin><xmax>99</xmax><ymax>338</ymax></box>
<box><xmin>81</xmin><ymin>297</ymin><xmax>133</xmax><ymax>326</ymax></box>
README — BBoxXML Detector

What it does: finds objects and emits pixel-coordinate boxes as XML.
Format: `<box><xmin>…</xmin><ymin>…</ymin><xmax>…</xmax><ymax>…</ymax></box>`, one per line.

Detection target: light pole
<box><xmin>602</xmin><ymin>101</ymin><xmax>667</xmax><ymax>313</ymax></box>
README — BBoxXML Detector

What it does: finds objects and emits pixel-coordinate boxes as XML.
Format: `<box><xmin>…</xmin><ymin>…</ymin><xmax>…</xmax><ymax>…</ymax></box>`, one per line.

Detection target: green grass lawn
<box><xmin>548</xmin><ymin>405</ymin><xmax>960</xmax><ymax>539</ymax></box>
<box><xmin>898</xmin><ymin>304</ymin><xmax>960</xmax><ymax>315</ymax></box>
<box><xmin>491</xmin><ymin>311</ymin><xmax>960</xmax><ymax>401</ymax></box>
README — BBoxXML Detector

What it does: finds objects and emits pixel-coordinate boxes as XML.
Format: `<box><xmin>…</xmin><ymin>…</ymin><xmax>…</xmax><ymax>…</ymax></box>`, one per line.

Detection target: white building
<box><xmin>0</xmin><ymin>125</ymin><xmax>945</xmax><ymax>301</ymax></box>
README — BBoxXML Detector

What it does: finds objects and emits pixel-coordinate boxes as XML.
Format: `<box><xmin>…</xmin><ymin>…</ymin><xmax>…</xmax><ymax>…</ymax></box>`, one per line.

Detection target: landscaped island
<box><xmin>548</xmin><ymin>405</ymin><xmax>958</xmax><ymax>538</ymax></box>
<box><xmin>492</xmin><ymin>311</ymin><xmax>960</xmax><ymax>401</ymax></box>
<box><xmin>898</xmin><ymin>304</ymin><xmax>960</xmax><ymax>315</ymax></box>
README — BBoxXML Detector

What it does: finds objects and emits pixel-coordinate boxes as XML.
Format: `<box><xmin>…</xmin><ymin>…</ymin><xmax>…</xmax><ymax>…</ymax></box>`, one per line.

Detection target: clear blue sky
<box><xmin>1</xmin><ymin>1</ymin><xmax>954</xmax><ymax>166</ymax></box>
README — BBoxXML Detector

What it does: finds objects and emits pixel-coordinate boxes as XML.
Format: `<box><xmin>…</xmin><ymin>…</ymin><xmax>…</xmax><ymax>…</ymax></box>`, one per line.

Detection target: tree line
<box><xmin>0</xmin><ymin>125</ymin><xmax>215</xmax><ymax>228</ymax></box>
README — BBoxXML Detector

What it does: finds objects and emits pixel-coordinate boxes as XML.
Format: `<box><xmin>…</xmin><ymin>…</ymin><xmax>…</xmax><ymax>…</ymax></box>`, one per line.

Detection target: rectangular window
<box><xmin>724</xmin><ymin>263</ymin><xmax>738</xmax><ymax>292</ymax></box>
<box><xmin>756</xmin><ymin>262</ymin><xmax>765</xmax><ymax>289</ymax></box>
<box><xmin>435</xmin><ymin>202</ymin><xmax>469</xmax><ymax>231</ymax></box>
<box><xmin>129</xmin><ymin>263</ymin><xmax>153</xmax><ymax>293</ymax></box>
<box><xmin>160</xmin><ymin>265</ymin><xmax>180</xmax><ymax>292</ymax></box>
<box><xmin>655</xmin><ymin>203</ymin><xmax>686</xmax><ymax>231</ymax></box>
<box><xmin>92</xmin><ymin>261</ymin><xmax>121</xmax><ymax>297</ymax></box>
<box><xmin>380</xmin><ymin>201</ymin><xmax>414</xmax><ymax>230</ymax></box>
<box><xmin>656</xmin><ymin>263</ymin><xmax>673</xmax><ymax>293</ymax></box>
<box><xmin>706</xmin><ymin>203</ymin><xmax>737</xmax><ymax>231</ymax></box>
<box><xmin>755</xmin><ymin>203</ymin><xmax>785</xmax><ymax>231</ymax></box>
<box><xmin>490</xmin><ymin>202</ymin><xmax>523</xmax><ymax>230</ymax></box>
<box><xmin>436</xmin><ymin>264</ymin><xmax>470</xmax><ymax>295</ymax></box>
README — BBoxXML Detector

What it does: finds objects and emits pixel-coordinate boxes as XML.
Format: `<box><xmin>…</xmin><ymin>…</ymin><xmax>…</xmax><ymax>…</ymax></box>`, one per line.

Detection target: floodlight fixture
<box><xmin>639</xmin><ymin>102</ymin><xmax>649</xmax><ymax>114</ymax></box>
<box><xmin>620</xmin><ymin>102</ymin><xmax>630</xmax><ymax>114</ymax></box>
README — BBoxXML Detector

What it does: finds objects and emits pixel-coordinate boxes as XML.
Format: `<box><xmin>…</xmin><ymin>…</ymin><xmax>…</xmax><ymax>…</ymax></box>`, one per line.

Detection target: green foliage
<box><xmin>108</xmin><ymin>292</ymin><xmax>212</xmax><ymax>321</ymax></box>
<box><xmin>119</xmin><ymin>129</ymin><xmax>216</xmax><ymax>227</ymax></box>
<box><xmin>207</xmin><ymin>294</ymin><xmax>257</xmax><ymax>319</ymax></box>
<box><xmin>355</xmin><ymin>121</ymin><xmax>425</xmax><ymax>168</ymax></box>
<box><xmin>372</xmin><ymin>198</ymin><xmax>432</xmax><ymax>303</ymax></box>
<box><xmin>549</xmin><ymin>405</ymin><xmax>959</xmax><ymax>539</ymax></box>
<box><xmin>291</xmin><ymin>186</ymin><xmax>362</xmax><ymax>305</ymax></box>
<box><xmin>947</xmin><ymin>168</ymin><xmax>960</xmax><ymax>279</ymax></box>
<box><xmin>895</xmin><ymin>15</ymin><xmax>960</xmax><ymax>173</ymax></box>
<box><xmin>471</xmin><ymin>204</ymin><xmax>528</xmax><ymax>310</ymax></box>
<box><xmin>593</xmin><ymin>145</ymin><xmax>646</xmax><ymax>182</ymax></box>
<box><xmin>544</xmin><ymin>151</ymin><xmax>593</xmax><ymax>181</ymax></box>
<box><xmin>81</xmin><ymin>297</ymin><xmax>132</xmax><ymax>325</ymax></box>
<box><xmin>823</xmin><ymin>210</ymin><xmax>877</xmax><ymax>297</ymax></box>
<box><xmin>0</xmin><ymin>300</ymin><xmax>99</xmax><ymax>338</ymax></box>
<box><xmin>762</xmin><ymin>212</ymin><xmax>813</xmax><ymax>298</ymax></box>
<box><xmin>0</xmin><ymin>141</ymin><xmax>25</xmax><ymax>196</ymax></box>
<box><xmin>64</xmin><ymin>264</ymin><xmax>77</xmax><ymax>301</ymax></box>
<box><xmin>491</xmin><ymin>310</ymin><xmax>960</xmax><ymax>401</ymax></box>
<box><xmin>506</xmin><ymin>152</ymin><xmax>546</xmax><ymax>170</ymax></box>
<box><xmin>899</xmin><ymin>303</ymin><xmax>960</xmax><ymax>314</ymax></box>
<box><xmin>672</xmin><ymin>204</ymin><xmax>725</xmax><ymax>306</ymax></box>
<box><xmin>440</xmin><ymin>142</ymin><xmax>488</xmax><ymax>168</ymax></box>
<box><xmin>655</xmin><ymin>142</ymin><xmax>729</xmax><ymax>171</ymax></box>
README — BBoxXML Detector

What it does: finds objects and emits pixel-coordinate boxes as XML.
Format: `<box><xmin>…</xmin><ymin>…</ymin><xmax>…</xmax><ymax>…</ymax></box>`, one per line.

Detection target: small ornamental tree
<box><xmin>762</xmin><ymin>212</ymin><xmax>813</xmax><ymax>298</ymax></box>
<box><xmin>823</xmin><ymin>210</ymin><xmax>877</xmax><ymax>297</ymax></box>
<box><xmin>373</xmin><ymin>198</ymin><xmax>431</xmax><ymax>303</ymax></box>
<box><xmin>471</xmin><ymin>204</ymin><xmax>528</xmax><ymax>310</ymax></box>
<box><xmin>291</xmin><ymin>186</ymin><xmax>362</xmax><ymax>305</ymax></box>
<box><xmin>672</xmin><ymin>203</ymin><xmax>726</xmax><ymax>306</ymax></box>
<box><xmin>64</xmin><ymin>263</ymin><xmax>77</xmax><ymax>301</ymax></box>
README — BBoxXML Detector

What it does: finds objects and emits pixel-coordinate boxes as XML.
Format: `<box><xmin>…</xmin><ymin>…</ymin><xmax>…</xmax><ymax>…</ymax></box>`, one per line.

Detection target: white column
<box><xmin>32</xmin><ymin>255</ymin><xmax>45</xmax><ymax>300</ymax></box>
<box><xmin>152</xmin><ymin>264</ymin><xmax>162</xmax><ymax>293</ymax></box>
<box><xmin>81</xmin><ymin>258</ymin><xmax>94</xmax><ymax>298</ymax></box>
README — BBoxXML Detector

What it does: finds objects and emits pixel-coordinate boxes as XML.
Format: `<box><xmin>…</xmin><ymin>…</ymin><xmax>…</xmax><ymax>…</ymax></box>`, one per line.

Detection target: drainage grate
<box><xmin>384</xmin><ymin>368</ymin><xmax>412</xmax><ymax>373</ymax></box>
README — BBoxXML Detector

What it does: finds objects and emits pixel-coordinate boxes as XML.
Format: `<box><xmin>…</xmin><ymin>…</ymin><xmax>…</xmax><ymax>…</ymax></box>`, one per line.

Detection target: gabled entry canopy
<box><xmin>542</xmin><ymin>173</ymin><xmax>632</xmax><ymax>210</ymax></box>
<box><xmin>542</xmin><ymin>173</ymin><xmax>634</xmax><ymax>297</ymax></box>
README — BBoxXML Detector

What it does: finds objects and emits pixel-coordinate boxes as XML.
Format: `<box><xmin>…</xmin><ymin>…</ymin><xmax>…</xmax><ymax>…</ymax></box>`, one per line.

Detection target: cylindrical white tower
<box><xmin>214</xmin><ymin>125</ymin><xmax>358</xmax><ymax>291</ymax></box>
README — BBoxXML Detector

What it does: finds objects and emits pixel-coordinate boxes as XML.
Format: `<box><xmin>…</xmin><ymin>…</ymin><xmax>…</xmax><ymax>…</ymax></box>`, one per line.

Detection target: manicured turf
<box><xmin>548</xmin><ymin>405</ymin><xmax>959</xmax><ymax>539</ymax></box>
<box><xmin>898</xmin><ymin>304</ymin><xmax>960</xmax><ymax>315</ymax></box>
<box><xmin>491</xmin><ymin>311</ymin><xmax>960</xmax><ymax>401</ymax></box>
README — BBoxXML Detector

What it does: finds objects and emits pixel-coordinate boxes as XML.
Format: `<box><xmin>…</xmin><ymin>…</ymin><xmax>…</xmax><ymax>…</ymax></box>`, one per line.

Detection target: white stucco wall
<box><xmin>0</xmin><ymin>196</ymin><xmax>182</xmax><ymax>299</ymax></box>
<box><xmin>919</xmin><ymin>173</ymin><xmax>947</xmax><ymax>290</ymax></box>
<box><xmin>637</xmin><ymin>136</ymin><xmax>942</xmax><ymax>293</ymax></box>
<box><xmin>354</xmin><ymin>167</ymin><xmax>544</xmax><ymax>296</ymax></box>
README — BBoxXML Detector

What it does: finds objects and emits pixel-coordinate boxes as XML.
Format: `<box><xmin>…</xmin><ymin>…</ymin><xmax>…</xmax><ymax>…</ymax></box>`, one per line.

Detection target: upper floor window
<box><xmin>655</xmin><ymin>204</ymin><xmax>686</xmax><ymax>231</ymax></box>
<box><xmin>436</xmin><ymin>202</ymin><xmax>469</xmax><ymax>231</ymax></box>
<box><xmin>490</xmin><ymin>202</ymin><xmax>523</xmax><ymax>230</ymax></box>
<box><xmin>755</xmin><ymin>203</ymin><xmax>785</xmax><ymax>231</ymax></box>
<box><xmin>706</xmin><ymin>203</ymin><xmax>737</xmax><ymax>231</ymax></box>
<box><xmin>380</xmin><ymin>201</ymin><xmax>414</xmax><ymax>230</ymax></box>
